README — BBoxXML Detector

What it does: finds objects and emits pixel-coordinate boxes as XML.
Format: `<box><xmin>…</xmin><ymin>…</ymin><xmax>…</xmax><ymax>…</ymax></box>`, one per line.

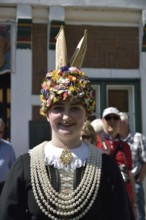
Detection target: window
<box><xmin>107</xmin><ymin>85</ymin><xmax>135</xmax><ymax>131</ymax></box>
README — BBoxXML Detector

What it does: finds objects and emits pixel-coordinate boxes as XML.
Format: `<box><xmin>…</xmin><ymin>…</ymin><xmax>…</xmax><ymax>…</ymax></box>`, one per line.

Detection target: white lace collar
<box><xmin>44</xmin><ymin>141</ymin><xmax>89</xmax><ymax>170</ymax></box>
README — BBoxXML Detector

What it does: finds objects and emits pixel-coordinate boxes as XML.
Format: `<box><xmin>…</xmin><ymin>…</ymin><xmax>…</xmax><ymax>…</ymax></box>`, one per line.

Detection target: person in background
<box><xmin>0</xmin><ymin>118</ymin><xmax>16</xmax><ymax>194</ymax></box>
<box><xmin>91</xmin><ymin>118</ymin><xmax>104</xmax><ymax>145</ymax></box>
<box><xmin>0</xmin><ymin>26</ymin><xmax>134</xmax><ymax>220</ymax></box>
<box><xmin>80</xmin><ymin>120</ymin><xmax>96</xmax><ymax>145</ymax></box>
<box><xmin>96</xmin><ymin>107</ymin><xmax>136</xmax><ymax>219</ymax></box>
<box><xmin>91</xmin><ymin>118</ymin><xmax>104</xmax><ymax>136</ymax></box>
<box><xmin>119</xmin><ymin>112</ymin><xmax>146</xmax><ymax>220</ymax></box>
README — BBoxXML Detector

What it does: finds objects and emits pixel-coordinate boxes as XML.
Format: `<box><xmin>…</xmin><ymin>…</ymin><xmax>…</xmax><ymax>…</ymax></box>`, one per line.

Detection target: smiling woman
<box><xmin>46</xmin><ymin>100</ymin><xmax>87</xmax><ymax>148</ymax></box>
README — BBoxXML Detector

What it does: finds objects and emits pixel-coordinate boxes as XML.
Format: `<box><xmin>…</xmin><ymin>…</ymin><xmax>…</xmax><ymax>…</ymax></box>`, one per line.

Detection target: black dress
<box><xmin>0</xmin><ymin>152</ymin><xmax>134</xmax><ymax>220</ymax></box>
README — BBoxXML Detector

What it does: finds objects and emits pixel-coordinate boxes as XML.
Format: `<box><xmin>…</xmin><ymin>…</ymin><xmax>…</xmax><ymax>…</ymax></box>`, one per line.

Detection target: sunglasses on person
<box><xmin>81</xmin><ymin>134</ymin><xmax>91</xmax><ymax>139</ymax></box>
<box><xmin>104</xmin><ymin>115</ymin><xmax>120</xmax><ymax>121</ymax></box>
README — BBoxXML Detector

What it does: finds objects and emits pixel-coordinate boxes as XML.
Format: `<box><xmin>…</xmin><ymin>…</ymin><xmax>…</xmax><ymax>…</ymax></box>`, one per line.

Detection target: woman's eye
<box><xmin>53</xmin><ymin>106</ymin><xmax>64</xmax><ymax>112</ymax></box>
<box><xmin>71</xmin><ymin>106</ymin><xmax>80</xmax><ymax>111</ymax></box>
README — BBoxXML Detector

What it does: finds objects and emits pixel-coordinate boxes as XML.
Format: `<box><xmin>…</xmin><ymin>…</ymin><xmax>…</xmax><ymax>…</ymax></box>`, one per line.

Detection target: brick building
<box><xmin>0</xmin><ymin>1</ymin><xmax>146</xmax><ymax>156</ymax></box>
<box><xmin>0</xmin><ymin>0</ymin><xmax>146</xmax><ymax>212</ymax></box>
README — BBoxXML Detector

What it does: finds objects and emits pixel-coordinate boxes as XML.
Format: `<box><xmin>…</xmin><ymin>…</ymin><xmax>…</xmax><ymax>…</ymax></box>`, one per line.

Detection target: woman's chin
<box><xmin>59</xmin><ymin>129</ymin><xmax>73</xmax><ymax>135</ymax></box>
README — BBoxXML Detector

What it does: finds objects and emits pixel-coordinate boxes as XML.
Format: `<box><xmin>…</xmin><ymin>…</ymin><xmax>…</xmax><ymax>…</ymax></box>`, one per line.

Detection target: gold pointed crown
<box><xmin>55</xmin><ymin>25</ymin><xmax>87</xmax><ymax>69</ymax></box>
<box><xmin>40</xmin><ymin>26</ymin><xmax>95</xmax><ymax>116</ymax></box>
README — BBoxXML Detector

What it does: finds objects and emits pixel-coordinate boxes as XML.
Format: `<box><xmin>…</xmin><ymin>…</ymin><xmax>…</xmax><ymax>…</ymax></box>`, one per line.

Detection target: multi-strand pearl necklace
<box><xmin>30</xmin><ymin>142</ymin><xmax>102</xmax><ymax>220</ymax></box>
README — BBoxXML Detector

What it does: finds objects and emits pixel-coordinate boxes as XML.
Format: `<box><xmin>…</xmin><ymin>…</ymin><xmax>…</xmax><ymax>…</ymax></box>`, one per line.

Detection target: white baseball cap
<box><xmin>102</xmin><ymin>107</ymin><xmax>120</xmax><ymax>118</ymax></box>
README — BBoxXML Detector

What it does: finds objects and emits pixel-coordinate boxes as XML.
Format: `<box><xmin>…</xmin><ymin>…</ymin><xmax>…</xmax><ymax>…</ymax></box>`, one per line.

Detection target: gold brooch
<box><xmin>60</xmin><ymin>148</ymin><xmax>73</xmax><ymax>165</ymax></box>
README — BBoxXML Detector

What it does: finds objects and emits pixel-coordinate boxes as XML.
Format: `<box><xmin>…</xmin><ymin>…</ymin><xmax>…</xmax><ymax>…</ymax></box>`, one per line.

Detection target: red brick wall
<box><xmin>65</xmin><ymin>25</ymin><xmax>139</xmax><ymax>69</ymax></box>
<box><xmin>32</xmin><ymin>23</ymin><xmax>48</xmax><ymax>94</ymax></box>
<box><xmin>32</xmin><ymin>24</ymin><xmax>48</xmax><ymax>120</ymax></box>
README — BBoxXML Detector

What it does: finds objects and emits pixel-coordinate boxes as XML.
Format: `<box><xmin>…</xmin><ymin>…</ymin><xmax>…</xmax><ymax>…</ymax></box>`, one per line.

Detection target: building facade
<box><xmin>0</xmin><ymin>0</ymin><xmax>146</xmax><ymax>210</ymax></box>
<box><xmin>0</xmin><ymin>1</ymin><xmax>146</xmax><ymax>154</ymax></box>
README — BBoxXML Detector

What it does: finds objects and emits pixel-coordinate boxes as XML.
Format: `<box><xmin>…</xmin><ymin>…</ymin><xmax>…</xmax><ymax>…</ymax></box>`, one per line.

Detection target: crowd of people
<box><xmin>88</xmin><ymin>108</ymin><xmax>146</xmax><ymax>220</ymax></box>
<box><xmin>0</xmin><ymin>26</ymin><xmax>146</xmax><ymax>219</ymax></box>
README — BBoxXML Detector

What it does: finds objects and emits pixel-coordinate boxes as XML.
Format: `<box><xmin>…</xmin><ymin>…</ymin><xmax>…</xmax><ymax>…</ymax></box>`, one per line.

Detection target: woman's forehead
<box><xmin>54</xmin><ymin>99</ymin><xmax>82</xmax><ymax>105</ymax></box>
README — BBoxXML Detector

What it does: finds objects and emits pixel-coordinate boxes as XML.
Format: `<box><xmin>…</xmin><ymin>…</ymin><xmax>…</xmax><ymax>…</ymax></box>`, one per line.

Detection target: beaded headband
<box><xmin>40</xmin><ymin>26</ymin><xmax>95</xmax><ymax>116</ymax></box>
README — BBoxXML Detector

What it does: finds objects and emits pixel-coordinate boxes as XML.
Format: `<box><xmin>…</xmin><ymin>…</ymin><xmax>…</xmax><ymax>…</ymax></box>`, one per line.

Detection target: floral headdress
<box><xmin>40</xmin><ymin>26</ymin><xmax>95</xmax><ymax>116</ymax></box>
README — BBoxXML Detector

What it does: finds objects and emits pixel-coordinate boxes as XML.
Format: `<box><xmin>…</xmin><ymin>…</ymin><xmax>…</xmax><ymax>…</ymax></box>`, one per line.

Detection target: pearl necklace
<box><xmin>30</xmin><ymin>142</ymin><xmax>102</xmax><ymax>220</ymax></box>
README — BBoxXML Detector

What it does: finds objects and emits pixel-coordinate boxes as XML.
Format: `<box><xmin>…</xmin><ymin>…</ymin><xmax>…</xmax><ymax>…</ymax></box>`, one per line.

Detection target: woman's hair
<box><xmin>81</xmin><ymin>120</ymin><xmax>96</xmax><ymax>145</ymax></box>
<box><xmin>40</xmin><ymin>66</ymin><xmax>95</xmax><ymax>116</ymax></box>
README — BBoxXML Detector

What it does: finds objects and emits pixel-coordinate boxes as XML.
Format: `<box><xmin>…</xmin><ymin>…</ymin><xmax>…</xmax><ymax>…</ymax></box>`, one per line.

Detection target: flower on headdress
<box><xmin>42</xmin><ymin>81</ymin><xmax>49</xmax><ymax>90</ymax></box>
<box><xmin>40</xmin><ymin>66</ymin><xmax>95</xmax><ymax>116</ymax></box>
<box><xmin>63</xmin><ymin>92</ymin><xmax>68</xmax><ymax>99</ymax></box>
<box><xmin>77</xmin><ymin>92</ymin><xmax>84</xmax><ymax>98</ymax></box>
<box><xmin>69</xmin><ymin>86</ymin><xmax>75</xmax><ymax>92</ymax></box>
<box><xmin>69</xmin><ymin>67</ymin><xmax>80</xmax><ymax>73</ymax></box>
<box><xmin>47</xmin><ymin>97</ymin><xmax>52</xmax><ymax>107</ymax></box>
<box><xmin>61</xmin><ymin>66</ymin><xmax>69</xmax><ymax>72</ymax></box>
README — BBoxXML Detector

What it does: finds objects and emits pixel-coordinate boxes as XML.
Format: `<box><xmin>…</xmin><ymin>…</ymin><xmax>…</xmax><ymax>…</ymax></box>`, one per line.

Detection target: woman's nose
<box><xmin>62</xmin><ymin>109</ymin><xmax>70</xmax><ymax>119</ymax></box>
<box><xmin>62</xmin><ymin>114</ymin><xmax>69</xmax><ymax>120</ymax></box>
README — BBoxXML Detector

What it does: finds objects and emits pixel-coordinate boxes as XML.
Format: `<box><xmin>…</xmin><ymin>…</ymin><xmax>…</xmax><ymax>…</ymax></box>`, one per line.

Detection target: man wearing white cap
<box><xmin>119</xmin><ymin>112</ymin><xmax>146</xmax><ymax>220</ymax></box>
<box><xmin>97</xmin><ymin>107</ymin><xmax>136</xmax><ymax>218</ymax></box>
<box><xmin>102</xmin><ymin>107</ymin><xmax>121</xmax><ymax>139</ymax></box>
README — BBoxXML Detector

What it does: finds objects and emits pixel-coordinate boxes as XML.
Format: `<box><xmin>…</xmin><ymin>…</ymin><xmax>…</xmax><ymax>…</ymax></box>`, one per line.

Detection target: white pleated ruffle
<box><xmin>44</xmin><ymin>141</ymin><xmax>89</xmax><ymax>170</ymax></box>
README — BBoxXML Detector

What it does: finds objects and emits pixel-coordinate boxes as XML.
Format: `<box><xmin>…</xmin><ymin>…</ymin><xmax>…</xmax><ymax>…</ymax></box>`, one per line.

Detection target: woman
<box><xmin>81</xmin><ymin>120</ymin><xmax>97</xmax><ymax>145</ymax></box>
<box><xmin>0</xmin><ymin>65</ymin><xmax>134</xmax><ymax>220</ymax></box>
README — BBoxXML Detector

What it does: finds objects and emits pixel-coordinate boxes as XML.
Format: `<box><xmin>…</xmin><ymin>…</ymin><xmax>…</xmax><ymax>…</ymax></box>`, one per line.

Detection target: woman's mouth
<box><xmin>60</xmin><ymin>121</ymin><xmax>75</xmax><ymax>128</ymax></box>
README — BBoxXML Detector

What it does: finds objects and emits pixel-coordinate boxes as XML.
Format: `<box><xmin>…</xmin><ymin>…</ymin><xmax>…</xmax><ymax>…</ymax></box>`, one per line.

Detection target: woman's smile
<box><xmin>58</xmin><ymin>121</ymin><xmax>76</xmax><ymax>131</ymax></box>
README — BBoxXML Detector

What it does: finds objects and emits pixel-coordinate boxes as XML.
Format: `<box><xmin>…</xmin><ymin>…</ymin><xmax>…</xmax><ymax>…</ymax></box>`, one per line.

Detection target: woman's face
<box><xmin>80</xmin><ymin>131</ymin><xmax>92</xmax><ymax>144</ymax></box>
<box><xmin>47</xmin><ymin>99</ymin><xmax>87</xmax><ymax>143</ymax></box>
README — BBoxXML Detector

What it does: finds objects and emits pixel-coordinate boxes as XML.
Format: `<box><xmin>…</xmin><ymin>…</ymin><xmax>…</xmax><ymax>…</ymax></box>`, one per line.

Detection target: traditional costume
<box><xmin>0</xmin><ymin>26</ymin><xmax>134</xmax><ymax>220</ymax></box>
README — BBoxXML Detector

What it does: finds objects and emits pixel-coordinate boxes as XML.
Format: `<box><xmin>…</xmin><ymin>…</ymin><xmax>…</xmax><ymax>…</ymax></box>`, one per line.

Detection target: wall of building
<box><xmin>0</xmin><ymin>1</ymin><xmax>146</xmax><ymax>209</ymax></box>
<box><xmin>1</xmin><ymin>0</ymin><xmax>146</xmax><ymax>8</ymax></box>
<box><xmin>0</xmin><ymin>1</ymin><xmax>145</xmax><ymax>152</ymax></box>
